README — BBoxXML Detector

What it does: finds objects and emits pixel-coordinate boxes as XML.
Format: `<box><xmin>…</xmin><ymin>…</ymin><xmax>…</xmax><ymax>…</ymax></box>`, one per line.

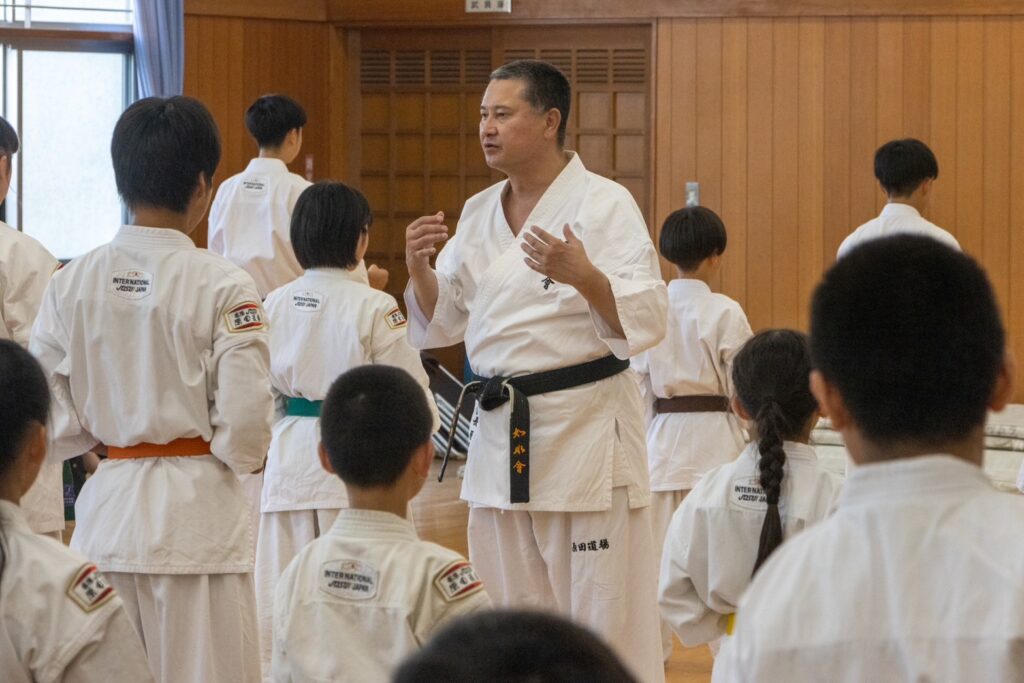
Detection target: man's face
<box><xmin>479</xmin><ymin>78</ymin><xmax>553</xmax><ymax>175</ymax></box>
<box><xmin>0</xmin><ymin>153</ymin><xmax>12</xmax><ymax>204</ymax></box>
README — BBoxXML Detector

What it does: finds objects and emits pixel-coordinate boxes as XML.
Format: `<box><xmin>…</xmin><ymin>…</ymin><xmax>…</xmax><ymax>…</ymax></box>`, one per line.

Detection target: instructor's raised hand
<box><xmin>405</xmin><ymin>211</ymin><xmax>449</xmax><ymax>321</ymax></box>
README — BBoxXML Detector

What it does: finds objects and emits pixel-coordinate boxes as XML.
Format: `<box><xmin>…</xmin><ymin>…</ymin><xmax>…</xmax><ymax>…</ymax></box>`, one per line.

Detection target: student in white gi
<box><xmin>272</xmin><ymin>365</ymin><xmax>491</xmax><ymax>682</ymax></box>
<box><xmin>29</xmin><ymin>96</ymin><xmax>274</xmax><ymax>683</ymax></box>
<box><xmin>837</xmin><ymin>138</ymin><xmax>959</xmax><ymax>259</ymax></box>
<box><xmin>256</xmin><ymin>181</ymin><xmax>438</xmax><ymax>678</ymax></box>
<box><xmin>394</xmin><ymin>610</ymin><xmax>638</xmax><ymax>683</ymax></box>
<box><xmin>0</xmin><ymin>116</ymin><xmax>64</xmax><ymax>540</ymax></box>
<box><xmin>718</xmin><ymin>235</ymin><xmax>1023</xmax><ymax>682</ymax></box>
<box><xmin>0</xmin><ymin>340</ymin><xmax>154</xmax><ymax>683</ymax></box>
<box><xmin>632</xmin><ymin>206</ymin><xmax>752</xmax><ymax>659</ymax></box>
<box><xmin>658</xmin><ymin>329</ymin><xmax>840</xmax><ymax>672</ymax></box>
<box><xmin>404</xmin><ymin>60</ymin><xmax>667</xmax><ymax>683</ymax></box>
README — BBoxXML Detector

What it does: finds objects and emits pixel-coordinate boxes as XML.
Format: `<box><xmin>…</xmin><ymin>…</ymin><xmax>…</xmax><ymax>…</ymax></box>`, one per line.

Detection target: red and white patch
<box><xmin>384</xmin><ymin>307</ymin><xmax>407</xmax><ymax>330</ymax></box>
<box><xmin>433</xmin><ymin>561</ymin><xmax>483</xmax><ymax>603</ymax></box>
<box><xmin>224</xmin><ymin>301</ymin><xmax>265</xmax><ymax>333</ymax></box>
<box><xmin>66</xmin><ymin>564</ymin><xmax>115</xmax><ymax>613</ymax></box>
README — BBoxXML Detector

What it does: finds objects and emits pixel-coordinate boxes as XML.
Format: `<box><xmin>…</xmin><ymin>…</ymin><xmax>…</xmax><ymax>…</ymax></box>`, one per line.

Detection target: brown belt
<box><xmin>107</xmin><ymin>437</ymin><xmax>211</xmax><ymax>460</ymax></box>
<box><xmin>655</xmin><ymin>395</ymin><xmax>730</xmax><ymax>414</ymax></box>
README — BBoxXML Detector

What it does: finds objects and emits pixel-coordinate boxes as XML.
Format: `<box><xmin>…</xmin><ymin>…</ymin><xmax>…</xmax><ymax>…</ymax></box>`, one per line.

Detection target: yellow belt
<box><xmin>724</xmin><ymin>613</ymin><xmax>736</xmax><ymax>635</ymax></box>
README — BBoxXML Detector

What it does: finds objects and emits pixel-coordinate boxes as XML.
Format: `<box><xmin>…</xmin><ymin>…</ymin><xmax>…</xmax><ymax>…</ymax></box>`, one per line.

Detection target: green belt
<box><xmin>286</xmin><ymin>397</ymin><xmax>323</xmax><ymax>417</ymax></box>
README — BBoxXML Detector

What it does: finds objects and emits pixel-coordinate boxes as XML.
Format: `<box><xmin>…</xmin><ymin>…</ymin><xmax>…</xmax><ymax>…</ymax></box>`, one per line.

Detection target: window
<box><xmin>0</xmin><ymin>1</ymin><xmax>132</xmax><ymax>27</ymax></box>
<box><xmin>0</xmin><ymin>1</ymin><xmax>132</xmax><ymax>259</ymax></box>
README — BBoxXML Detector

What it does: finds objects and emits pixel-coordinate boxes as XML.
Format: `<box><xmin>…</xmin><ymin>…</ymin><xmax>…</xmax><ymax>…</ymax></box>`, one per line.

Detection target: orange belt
<box><xmin>107</xmin><ymin>437</ymin><xmax>211</xmax><ymax>460</ymax></box>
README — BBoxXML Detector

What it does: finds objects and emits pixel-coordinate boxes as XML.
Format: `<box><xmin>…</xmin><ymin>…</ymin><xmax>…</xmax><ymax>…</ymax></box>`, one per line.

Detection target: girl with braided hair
<box><xmin>657</xmin><ymin>329</ymin><xmax>841</xmax><ymax>668</ymax></box>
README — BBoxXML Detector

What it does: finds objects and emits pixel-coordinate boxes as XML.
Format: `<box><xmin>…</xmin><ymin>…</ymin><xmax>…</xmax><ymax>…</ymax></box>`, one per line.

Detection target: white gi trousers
<box><xmin>650</xmin><ymin>489</ymin><xmax>689</xmax><ymax>661</ymax></box>
<box><xmin>468</xmin><ymin>486</ymin><xmax>665</xmax><ymax>683</ymax></box>
<box><xmin>254</xmin><ymin>508</ymin><xmax>341</xmax><ymax>680</ymax></box>
<box><xmin>108</xmin><ymin>572</ymin><xmax>259</xmax><ymax>683</ymax></box>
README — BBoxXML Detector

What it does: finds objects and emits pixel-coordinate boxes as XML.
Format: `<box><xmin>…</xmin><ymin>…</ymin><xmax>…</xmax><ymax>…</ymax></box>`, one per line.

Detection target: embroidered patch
<box><xmin>729</xmin><ymin>476</ymin><xmax>768</xmax><ymax>511</ymax></box>
<box><xmin>241</xmin><ymin>175</ymin><xmax>268</xmax><ymax>195</ymax></box>
<box><xmin>224</xmin><ymin>301</ymin><xmax>265</xmax><ymax>333</ymax></box>
<box><xmin>66</xmin><ymin>564</ymin><xmax>115</xmax><ymax>613</ymax></box>
<box><xmin>319</xmin><ymin>560</ymin><xmax>378</xmax><ymax>600</ymax></box>
<box><xmin>384</xmin><ymin>307</ymin><xmax>407</xmax><ymax>330</ymax></box>
<box><xmin>108</xmin><ymin>270</ymin><xmax>153</xmax><ymax>300</ymax></box>
<box><xmin>291</xmin><ymin>290</ymin><xmax>323</xmax><ymax>312</ymax></box>
<box><xmin>433</xmin><ymin>561</ymin><xmax>483</xmax><ymax>603</ymax></box>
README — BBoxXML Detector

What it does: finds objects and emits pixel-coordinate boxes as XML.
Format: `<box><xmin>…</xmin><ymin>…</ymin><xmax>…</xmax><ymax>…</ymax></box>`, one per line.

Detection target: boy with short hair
<box><xmin>271</xmin><ymin>365</ymin><xmax>490</xmax><ymax>683</ymax></box>
<box><xmin>837</xmin><ymin>138</ymin><xmax>959</xmax><ymax>258</ymax></box>
<box><xmin>717</xmin><ymin>235</ymin><xmax>1023</xmax><ymax>682</ymax></box>
<box><xmin>632</xmin><ymin>206</ymin><xmax>752</xmax><ymax>659</ymax></box>
<box><xmin>29</xmin><ymin>95</ymin><xmax>274</xmax><ymax>683</ymax></box>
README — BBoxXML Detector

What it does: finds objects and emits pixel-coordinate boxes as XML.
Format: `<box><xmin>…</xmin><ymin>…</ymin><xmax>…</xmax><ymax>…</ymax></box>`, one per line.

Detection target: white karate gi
<box><xmin>0</xmin><ymin>500</ymin><xmax>154</xmax><ymax>683</ymax></box>
<box><xmin>716</xmin><ymin>455</ymin><xmax>1024</xmax><ymax>683</ymax></box>
<box><xmin>29</xmin><ymin>225</ymin><xmax>274</xmax><ymax>683</ymax></box>
<box><xmin>208</xmin><ymin>157</ymin><xmax>311</xmax><ymax>298</ymax></box>
<box><xmin>271</xmin><ymin>509</ymin><xmax>492</xmax><ymax>682</ymax></box>
<box><xmin>256</xmin><ymin>267</ymin><xmax>438</xmax><ymax>677</ymax></box>
<box><xmin>836</xmin><ymin>203</ymin><xmax>960</xmax><ymax>259</ymax></box>
<box><xmin>406</xmin><ymin>152</ymin><xmax>668</xmax><ymax>683</ymax></box>
<box><xmin>0</xmin><ymin>222</ymin><xmax>64</xmax><ymax>538</ymax></box>
<box><xmin>658</xmin><ymin>442</ymin><xmax>840</xmax><ymax>667</ymax></box>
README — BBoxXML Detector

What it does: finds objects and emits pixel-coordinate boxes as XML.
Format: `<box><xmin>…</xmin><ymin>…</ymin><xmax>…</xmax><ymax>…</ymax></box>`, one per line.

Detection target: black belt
<box><xmin>655</xmin><ymin>395</ymin><xmax>730</xmax><ymax>413</ymax></box>
<box><xmin>439</xmin><ymin>354</ymin><xmax>630</xmax><ymax>503</ymax></box>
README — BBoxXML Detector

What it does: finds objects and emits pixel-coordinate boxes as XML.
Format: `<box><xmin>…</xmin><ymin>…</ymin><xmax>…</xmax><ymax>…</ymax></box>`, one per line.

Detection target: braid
<box><xmin>752</xmin><ymin>401</ymin><xmax>788</xmax><ymax>574</ymax></box>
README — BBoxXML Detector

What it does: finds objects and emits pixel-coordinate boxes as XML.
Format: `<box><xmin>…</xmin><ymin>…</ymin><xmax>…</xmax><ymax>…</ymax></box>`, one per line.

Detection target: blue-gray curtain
<box><xmin>132</xmin><ymin>0</ymin><xmax>184</xmax><ymax>98</ymax></box>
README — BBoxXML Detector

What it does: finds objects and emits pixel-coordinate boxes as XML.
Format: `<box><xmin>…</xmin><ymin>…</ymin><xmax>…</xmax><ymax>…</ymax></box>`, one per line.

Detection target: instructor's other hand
<box><xmin>367</xmin><ymin>264</ymin><xmax>389</xmax><ymax>291</ymax></box>
<box><xmin>521</xmin><ymin>224</ymin><xmax>599</xmax><ymax>291</ymax></box>
<box><xmin>405</xmin><ymin>212</ymin><xmax>449</xmax><ymax>275</ymax></box>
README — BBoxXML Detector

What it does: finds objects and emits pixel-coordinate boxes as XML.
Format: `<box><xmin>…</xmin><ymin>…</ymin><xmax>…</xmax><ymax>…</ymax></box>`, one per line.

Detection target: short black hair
<box><xmin>393</xmin><ymin>610</ymin><xmax>637</xmax><ymax>683</ymax></box>
<box><xmin>810</xmin><ymin>235</ymin><xmax>1004</xmax><ymax>448</ymax></box>
<box><xmin>490</xmin><ymin>60</ymin><xmax>571</xmax><ymax>147</ymax></box>
<box><xmin>874</xmin><ymin>138</ymin><xmax>938</xmax><ymax>197</ymax></box>
<box><xmin>245</xmin><ymin>94</ymin><xmax>307</xmax><ymax>149</ymax></box>
<box><xmin>291</xmin><ymin>182</ymin><xmax>373</xmax><ymax>270</ymax></box>
<box><xmin>0</xmin><ymin>115</ymin><xmax>19</xmax><ymax>156</ymax></box>
<box><xmin>659</xmin><ymin>206</ymin><xmax>727</xmax><ymax>271</ymax></box>
<box><xmin>321</xmin><ymin>365</ymin><xmax>433</xmax><ymax>488</ymax></box>
<box><xmin>111</xmin><ymin>96</ymin><xmax>221</xmax><ymax>214</ymax></box>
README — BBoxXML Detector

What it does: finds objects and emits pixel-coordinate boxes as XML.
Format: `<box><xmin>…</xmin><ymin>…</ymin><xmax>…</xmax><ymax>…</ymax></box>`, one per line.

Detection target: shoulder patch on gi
<box><xmin>66</xmin><ymin>564</ymin><xmax>115</xmax><ymax>613</ymax></box>
<box><xmin>108</xmin><ymin>269</ymin><xmax>153</xmax><ymax>300</ymax></box>
<box><xmin>291</xmin><ymin>290</ymin><xmax>323</xmax><ymax>312</ymax></box>
<box><xmin>320</xmin><ymin>560</ymin><xmax>379</xmax><ymax>600</ymax></box>
<box><xmin>224</xmin><ymin>301</ymin><xmax>265</xmax><ymax>333</ymax></box>
<box><xmin>729</xmin><ymin>476</ymin><xmax>768</xmax><ymax>511</ymax></box>
<box><xmin>433</xmin><ymin>560</ymin><xmax>483</xmax><ymax>603</ymax></box>
<box><xmin>384</xmin><ymin>306</ymin><xmax>407</xmax><ymax>330</ymax></box>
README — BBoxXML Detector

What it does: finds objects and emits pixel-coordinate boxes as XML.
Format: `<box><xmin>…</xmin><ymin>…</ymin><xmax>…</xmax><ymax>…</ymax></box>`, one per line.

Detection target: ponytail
<box><xmin>731</xmin><ymin>330</ymin><xmax>817</xmax><ymax>577</ymax></box>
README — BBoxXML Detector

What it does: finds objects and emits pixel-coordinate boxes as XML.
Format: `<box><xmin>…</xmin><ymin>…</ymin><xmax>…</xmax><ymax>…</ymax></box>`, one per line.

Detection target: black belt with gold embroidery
<box><xmin>439</xmin><ymin>354</ymin><xmax>631</xmax><ymax>503</ymax></box>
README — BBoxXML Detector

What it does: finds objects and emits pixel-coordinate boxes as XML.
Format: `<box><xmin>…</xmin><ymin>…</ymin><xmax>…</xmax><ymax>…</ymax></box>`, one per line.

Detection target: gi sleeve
<box><xmin>630</xmin><ymin>352</ymin><xmax>656</xmax><ymax>427</ymax></box>
<box><xmin>717</xmin><ymin>303</ymin><xmax>753</xmax><ymax>398</ymax></box>
<box><xmin>208</xmin><ymin>278</ymin><xmax>274</xmax><ymax>475</ymax></box>
<box><xmin>3</xmin><ymin>240</ymin><xmax>58</xmax><ymax>346</ymax></box>
<box><xmin>414</xmin><ymin>557</ymin><xmax>493</xmax><ymax>646</ymax></box>
<box><xmin>658</xmin><ymin>498</ymin><xmax>728</xmax><ymax>647</ymax></box>
<box><xmin>29</xmin><ymin>282</ymin><xmax>98</xmax><ymax>462</ymax></box>
<box><xmin>56</xmin><ymin>603</ymin><xmax>156</xmax><ymax>683</ymax></box>
<box><xmin>404</xmin><ymin>226</ymin><xmax>470</xmax><ymax>350</ymax></box>
<box><xmin>371</xmin><ymin>295</ymin><xmax>441</xmax><ymax>432</ymax></box>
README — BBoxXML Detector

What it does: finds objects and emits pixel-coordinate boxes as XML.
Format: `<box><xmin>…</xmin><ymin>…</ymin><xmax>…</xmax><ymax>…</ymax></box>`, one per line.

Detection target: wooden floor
<box><xmin>413</xmin><ymin>460</ymin><xmax>713</xmax><ymax>683</ymax></box>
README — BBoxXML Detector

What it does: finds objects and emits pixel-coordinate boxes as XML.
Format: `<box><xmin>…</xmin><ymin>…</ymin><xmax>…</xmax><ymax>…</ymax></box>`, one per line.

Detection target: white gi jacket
<box><xmin>29</xmin><ymin>225</ymin><xmax>274</xmax><ymax>574</ymax></box>
<box><xmin>0</xmin><ymin>222</ymin><xmax>64</xmax><ymax>535</ymax></box>
<box><xmin>717</xmin><ymin>455</ymin><xmax>1024</xmax><ymax>683</ymax></box>
<box><xmin>633</xmin><ymin>280</ymin><xmax>752</xmax><ymax>491</ymax></box>
<box><xmin>837</xmin><ymin>203</ymin><xmax>960</xmax><ymax>258</ymax></box>
<box><xmin>271</xmin><ymin>509</ymin><xmax>492</xmax><ymax>682</ymax></box>
<box><xmin>0</xmin><ymin>501</ymin><xmax>154</xmax><ymax>683</ymax></box>
<box><xmin>208</xmin><ymin>157</ymin><xmax>311</xmax><ymax>298</ymax></box>
<box><xmin>405</xmin><ymin>152</ymin><xmax>668</xmax><ymax>511</ymax></box>
<box><xmin>262</xmin><ymin>268</ymin><xmax>438</xmax><ymax>513</ymax></box>
<box><xmin>658</xmin><ymin>442</ymin><xmax>840</xmax><ymax>647</ymax></box>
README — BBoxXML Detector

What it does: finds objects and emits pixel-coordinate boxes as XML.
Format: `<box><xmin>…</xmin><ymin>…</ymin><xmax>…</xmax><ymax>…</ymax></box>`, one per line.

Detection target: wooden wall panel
<box><xmin>654</xmin><ymin>14</ymin><xmax>1024</xmax><ymax>401</ymax></box>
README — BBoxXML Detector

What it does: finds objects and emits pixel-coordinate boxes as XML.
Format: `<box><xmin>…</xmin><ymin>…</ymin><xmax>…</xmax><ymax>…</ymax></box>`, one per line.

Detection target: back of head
<box><xmin>810</xmin><ymin>235</ymin><xmax>1004</xmax><ymax>449</ymax></box>
<box><xmin>0</xmin><ymin>115</ymin><xmax>19</xmax><ymax>156</ymax></box>
<box><xmin>0</xmin><ymin>339</ymin><xmax>49</xmax><ymax>478</ymax></box>
<box><xmin>111</xmin><ymin>96</ymin><xmax>221</xmax><ymax>214</ymax></box>
<box><xmin>874</xmin><ymin>138</ymin><xmax>938</xmax><ymax>197</ymax></box>
<box><xmin>290</xmin><ymin>181</ymin><xmax>372</xmax><ymax>270</ymax></box>
<box><xmin>489</xmin><ymin>59</ymin><xmax>571</xmax><ymax>147</ymax></box>
<box><xmin>245</xmin><ymin>94</ymin><xmax>307</xmax><ymax>149</ymax></box>
<box><xmin>732</xmin><ymin>329</ymin><xmax>818</xmax><ymax>575</ymax></box>
<box><xmin>659</xmin><ymin>206</ymin><xmax>727</xmax><ymax>271</ymax></box>
<box><xmin>392</xmin><ymin>610</ymin><xmax>637</xmax><ymax>683</ymax></box>
<box><xmin>320</xmin><ymin>365</ymin><xmax>432</xmax><ymax>488</ymax></box>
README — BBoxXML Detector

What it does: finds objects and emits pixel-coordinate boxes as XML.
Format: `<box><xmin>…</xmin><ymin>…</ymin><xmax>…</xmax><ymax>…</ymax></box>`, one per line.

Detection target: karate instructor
<box><xmin>404</xmin><ymin>60</ymin><xmax>668</xmax><ymax>683</ymax></box>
